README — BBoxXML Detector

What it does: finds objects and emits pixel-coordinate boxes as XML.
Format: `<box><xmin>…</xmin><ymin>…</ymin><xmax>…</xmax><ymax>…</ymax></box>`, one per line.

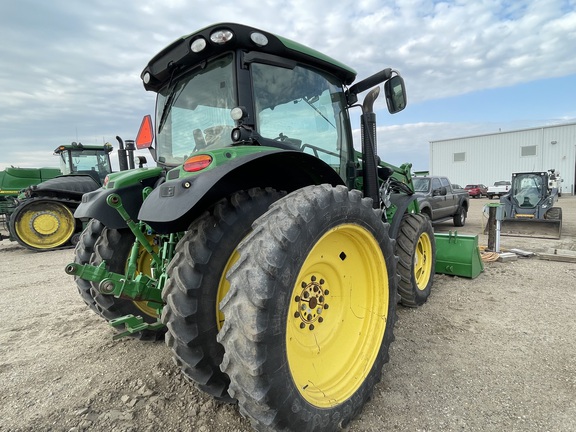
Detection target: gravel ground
<box><xmin>1</xmin><ymin>196</ymin><xmax>575</xmax><ymax>432</ymax></box>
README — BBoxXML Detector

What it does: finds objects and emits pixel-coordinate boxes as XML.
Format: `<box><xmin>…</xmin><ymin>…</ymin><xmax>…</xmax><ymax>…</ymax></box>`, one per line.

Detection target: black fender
<box><xmin>138</xmin><ymin>150</ymin><xmax>345</xmax><ymax>233</ymax></box>
<box><xmin>74</xmin><ymin>176</ymin><xmax>162</xmax><ymax>229</ymax></box>
<box><xmin>29</xmin><ymin>174</ymin><xmax>101</xmax><ymax>200</ymax></box>
<box><xmin>388</xmin><ymin>193</ymin><xmax>419</xmax><ymax>239</ymax></box>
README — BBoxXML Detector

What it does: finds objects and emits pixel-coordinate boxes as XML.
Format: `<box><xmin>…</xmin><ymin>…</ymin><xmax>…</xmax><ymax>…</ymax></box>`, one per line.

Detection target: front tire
<box><xmin>218</xmin><ymin>185</ymin><xmax>398</xmax><ymax>431</ymax></box>
<box><xmin>396</xmin><ymin>213</ymin><xmax>435</xmax><ymax>307</ymax></box>
<box><xmin>162</xmin><ymin>188</ymin><xmax>284</xmax><ymax>401</ymax></box>
<box><xmin>453</xmin><ymin>206</ymin><xmax>467</xmax><ymax>227</ymax></box>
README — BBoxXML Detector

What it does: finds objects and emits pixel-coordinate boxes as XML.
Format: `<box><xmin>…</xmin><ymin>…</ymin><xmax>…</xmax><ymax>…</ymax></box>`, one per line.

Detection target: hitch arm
<box><xmin>64</xmin><ymin>262</ymin><xmax>163</xmax><ymax>305</ymax></box>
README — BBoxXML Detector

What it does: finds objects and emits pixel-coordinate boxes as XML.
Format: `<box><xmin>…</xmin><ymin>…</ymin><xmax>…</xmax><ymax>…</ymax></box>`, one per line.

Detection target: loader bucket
<box><xmin>499</xmin><ymin>217</ymin><xmax>562</xmax><ymax>240</ymax></box>
<box><xmin>434</xmin><ymin>232</ymin><xmax>484</xmax><ymax>279</ymax></box>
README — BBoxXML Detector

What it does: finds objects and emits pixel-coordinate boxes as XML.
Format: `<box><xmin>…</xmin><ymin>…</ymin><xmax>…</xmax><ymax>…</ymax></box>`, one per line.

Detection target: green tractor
<box><xmin>6</xmin><ymin>142</ymin><xmax>121</xmax><ymax>251</ymax></box>
<box><xmin>4</xmin><ymin>139</ymin><xmax>146</xmax><ymax>251</ymax></box>
<box><xmin>65</xmin><ymin>23</ymin><xmax>436</xmax><ymax>431</ymax></box>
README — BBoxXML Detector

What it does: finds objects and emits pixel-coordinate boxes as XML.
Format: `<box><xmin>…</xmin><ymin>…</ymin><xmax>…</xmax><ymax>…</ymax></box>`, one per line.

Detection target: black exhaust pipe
<box><xmin>360</xmin><ymin>87</ymin><xmax>381</xmax><ymax>209</ymax></box>
<box><xmin>116</xmin><ymin>136</ymin><xmax>129</xmax><ymax>171</ymax></box>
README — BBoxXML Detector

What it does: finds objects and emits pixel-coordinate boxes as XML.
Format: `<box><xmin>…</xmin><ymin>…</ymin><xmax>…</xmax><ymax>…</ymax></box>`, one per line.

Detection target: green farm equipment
<box><xmin>65</xmin><ymin>23</ymin><xmax>442</xmax><ymax>431</ymax></box>
<box><xmin>1</xmin><ymin>166</ymin><xmax>61</xmax><ymax>220</ymax></box>
<box><xmin>5</xmin><ymin>142</ymin><xmax>123</xmax><ymax>251</ymax></box>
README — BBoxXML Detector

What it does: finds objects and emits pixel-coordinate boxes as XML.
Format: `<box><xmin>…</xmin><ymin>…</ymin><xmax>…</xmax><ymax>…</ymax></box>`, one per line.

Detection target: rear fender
<box><xmin>138</xmin><ymin>150</ymin><xmax>344</xmax><ymax>233</ymax></box>
<box><xmin>74</xmin><ymin>168</ymin><xmax>164</xmax><ymax>229</ymax></box>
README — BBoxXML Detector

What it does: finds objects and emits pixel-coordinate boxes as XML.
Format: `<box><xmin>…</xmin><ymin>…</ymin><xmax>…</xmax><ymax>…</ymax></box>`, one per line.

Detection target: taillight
<box><xmin>183</xmin><ymin>154</ymin><xmax>213</xmax><ymax>172</ymax></box>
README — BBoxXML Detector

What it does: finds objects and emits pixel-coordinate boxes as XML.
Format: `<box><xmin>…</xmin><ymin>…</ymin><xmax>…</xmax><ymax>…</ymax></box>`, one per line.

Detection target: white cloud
<box><xmin>0</xmin><ymin>0</ymin><xmax>575</xmax><ymax>171</ymax></box>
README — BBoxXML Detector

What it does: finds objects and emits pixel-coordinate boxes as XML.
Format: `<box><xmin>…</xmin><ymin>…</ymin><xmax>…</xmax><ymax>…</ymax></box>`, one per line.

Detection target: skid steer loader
<box><xmin>498</xmin><ymin>171</ymin><xmax>562</xmax><ymax>239</ymax></box>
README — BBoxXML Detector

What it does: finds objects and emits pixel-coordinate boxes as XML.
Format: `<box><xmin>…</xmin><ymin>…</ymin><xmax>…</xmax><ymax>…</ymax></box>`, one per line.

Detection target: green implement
<box><xmin>434</xmin><ymin>231</ymin><xmax>484</xmax><ymax>278</ymax></box>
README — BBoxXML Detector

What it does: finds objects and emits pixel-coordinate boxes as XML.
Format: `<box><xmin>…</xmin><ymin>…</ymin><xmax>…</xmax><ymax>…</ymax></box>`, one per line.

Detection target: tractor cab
<box><xmin>508</xmin><ymin>172</ymin><xmax>557</xmax><ymax>212</ymax></box>
<box><xmin>55</xmin><ymin>143</ymin><xmax>113</xmax><ymax>184</ymax></box>
<box><xmin>135</xmin><ymin>23</ymin><xmax>406</xmax><ymax>198</ymax></box>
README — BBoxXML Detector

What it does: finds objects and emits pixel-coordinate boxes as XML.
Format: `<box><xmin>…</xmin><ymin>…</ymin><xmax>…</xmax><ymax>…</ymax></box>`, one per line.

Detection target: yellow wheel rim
<box><xmin>414</xmin><ymin>232</ymin><xmax>433</xmax><ymax>291</ymax></box>
<box><xmin>286</xmin><ymin>224</ymin><xmax>389</xmax><ymax>407</ymax></box>
<box><xmin>216</xmin><ymin>250</ymin><xmax>239</xmax><ymax>330</ymax></box>
<box><xmin>14</xmin><ymin>202</ymin><xmax>75</xmax><ymax>249</ymax></box>
<box><xmin>129</xmin><ymin>239</ymin><xmax>159</xmax><ymax>318</ymax></box>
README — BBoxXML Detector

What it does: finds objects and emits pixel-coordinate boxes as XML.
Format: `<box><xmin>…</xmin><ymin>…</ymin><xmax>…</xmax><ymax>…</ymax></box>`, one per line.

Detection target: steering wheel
<box><xmin>274</xmin><ymin>133</ymin><xmax>302</xmax><ymax>150</ymax></box>
<box><xmin>193</xmin><ymin>125</ymin><xmax>233</xmax><ymax>151</ymax></box>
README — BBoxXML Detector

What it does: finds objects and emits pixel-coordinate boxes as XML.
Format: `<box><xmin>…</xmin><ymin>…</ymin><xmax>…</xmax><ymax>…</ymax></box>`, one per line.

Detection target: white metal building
<box><xmin>429</xmin><ymin>122</ymin><xmax>576</xmax><ymax>195</ymax></box>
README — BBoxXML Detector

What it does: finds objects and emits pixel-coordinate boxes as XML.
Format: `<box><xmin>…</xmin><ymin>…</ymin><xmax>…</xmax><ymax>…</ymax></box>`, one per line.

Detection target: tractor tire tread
<box><xmin>395</xmin><ymin>213</ymin><xmax>435</xmax><ymax>307</ymax></box>
<box><xmin>162</xmin><ymin>187</ymin><xmax>284</xmax><ymax>402</ymax></box>
<box><xmin>218</xmin><ymin>185</ymin><xmax>398</xmax><ymax>431</ymax></box>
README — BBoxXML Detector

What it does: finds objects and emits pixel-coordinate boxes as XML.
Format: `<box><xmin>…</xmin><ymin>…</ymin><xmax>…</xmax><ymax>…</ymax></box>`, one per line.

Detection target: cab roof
<box><xmin>141</xmin><ymin>22</ymin><xmax>357</xmax><ymax>92</ymax></box>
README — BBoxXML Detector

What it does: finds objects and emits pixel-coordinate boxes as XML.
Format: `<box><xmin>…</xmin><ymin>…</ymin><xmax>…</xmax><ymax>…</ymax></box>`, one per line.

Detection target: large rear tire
<box><xmin>218</xmin><ymin>185</ymin><xmax>397</xmax><ymax>431</ymax></box>
<box><xmin>90</xmin><ymin>227</ymin><xmax>164</xmax><ymax>341</ymax></box>
<box><xmin>10</xmin><ymin>198</ymin><xmax>77</xmax><ymax>251</ymax></box>
<box><xmin>162</xmin><ymin>188</ymin><xmax>284</xmax><ymax>401</ymax></box>
<box><xmin>74</xmin><ymin>219</ymin><xmax>104</xmax><ymax>314</ymax></box>
<box><xmin>396</xmin><ymin>213</ymin><xmax>435</xmax><ymax>307</ymax></box>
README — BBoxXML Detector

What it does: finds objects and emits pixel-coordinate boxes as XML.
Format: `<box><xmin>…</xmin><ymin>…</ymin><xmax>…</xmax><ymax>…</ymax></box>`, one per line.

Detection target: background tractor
<box><xmin>66</xmin><ymin>23</ymin><xmax>439</xmax><ymax>431</ymax></box>
<box><xmin>5</xmin><ymin>140</ymin><xmax>139</xmax><ymax>251</ymax></box>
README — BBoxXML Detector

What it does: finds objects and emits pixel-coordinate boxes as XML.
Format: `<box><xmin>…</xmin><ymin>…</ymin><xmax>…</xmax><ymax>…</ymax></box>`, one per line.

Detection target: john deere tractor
<box><xmin>65</xmin><ymin>23</ymin><xmax>436</xmax><ymax>431</ymax></box>
<box><xmin>6</xmin><ymin>142</ymin><xmax>116</xmax><ymax>251</ymax></box>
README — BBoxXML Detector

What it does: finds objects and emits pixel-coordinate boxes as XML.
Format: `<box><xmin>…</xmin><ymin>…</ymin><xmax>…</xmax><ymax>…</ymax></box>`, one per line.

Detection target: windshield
<box><xmin>153</xmin><ymin>53</ymin><xmax>351</xmax><ymax>177</ymax></box>
<box><xmin>60</xmin><ymin>149</ymin><xmax>111</xmax><ymax>182</ymax></box>
<box><xmin>155</xmin><ymin>54</ymin><xmax>236</xmax><ymax>165</ymax></box>
<box><xmin>413</xmin><ymin>177</ymin><xmax>430</xmax><ymax>192</ymax></box>
<box><xmin>252</xmin><ymin>62</ymin><xmax>349</xmax><ymax>176</ymax></box>
<box><xmin>512</xmin><ymin>174</ymin><xmax>544</xmax><ymax>208</ymax></box>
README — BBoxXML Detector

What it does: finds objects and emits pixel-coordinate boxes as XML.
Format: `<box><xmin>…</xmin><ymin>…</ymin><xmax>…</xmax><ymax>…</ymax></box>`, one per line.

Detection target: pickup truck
<box><xmin>413</xmin><ymin>176</ymin><xmax>470</xmax><ymax>226</ymax></box>
<box><xmin>486</xmin><ymin>181</ymin><xmax>511</xmax><ymax>199</ymax></box>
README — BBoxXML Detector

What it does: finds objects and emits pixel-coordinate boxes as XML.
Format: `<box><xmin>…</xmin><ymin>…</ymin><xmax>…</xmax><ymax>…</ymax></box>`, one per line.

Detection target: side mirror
<box><xmin>135</xmin><ymin>115</ymin><xmax>154</xmax><ymax>149</ymax></box>
<box><xmin>433</xmin><ymin>187</ymin><xmax>447</xmax><ymax>196</ymax></box>
<box><xmin>384</xmin><ymin>75</ymin><xmax>407</xmax><ymax>114</ymax></box>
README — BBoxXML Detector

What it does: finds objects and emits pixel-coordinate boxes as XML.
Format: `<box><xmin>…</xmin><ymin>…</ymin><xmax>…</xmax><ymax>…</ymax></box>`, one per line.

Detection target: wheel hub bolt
<box><xmin>294</xmin><ymin>275</ymin><xmax>330</xmax><ymax>330</ymax></box>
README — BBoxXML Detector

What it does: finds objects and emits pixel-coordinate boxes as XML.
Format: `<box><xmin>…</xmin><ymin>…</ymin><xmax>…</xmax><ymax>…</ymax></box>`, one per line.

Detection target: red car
<box><xmin>464</xmin><ymin>184</ymin><xmax>487</xmax><ymax>198</ymax></box>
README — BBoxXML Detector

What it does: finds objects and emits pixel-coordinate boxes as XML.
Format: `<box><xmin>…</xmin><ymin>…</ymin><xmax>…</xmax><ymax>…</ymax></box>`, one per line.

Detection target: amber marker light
<box><xmin>183</xmin><ymin>154</ymin><xmax>213</xmax><ymax>172</ymax></box>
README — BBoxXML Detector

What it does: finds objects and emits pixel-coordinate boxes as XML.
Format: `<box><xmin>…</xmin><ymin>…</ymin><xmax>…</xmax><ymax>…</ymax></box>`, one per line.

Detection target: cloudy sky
<box><xmin>1</xmin><ymin>0</ymin><xmax>575</xmax><ymax>173</ymax></box>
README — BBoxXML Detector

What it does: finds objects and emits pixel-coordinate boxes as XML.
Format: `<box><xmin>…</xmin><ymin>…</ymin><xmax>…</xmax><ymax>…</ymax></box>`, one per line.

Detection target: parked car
<box><xmin>452</xmin><ymin>183</ymin><xmax>464</xmax><ymax>190</ymax></box>
<box><xmin>464</xmin><ymin>184</ymin><xmax>487</xmax><ymax>198</ymax></box>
